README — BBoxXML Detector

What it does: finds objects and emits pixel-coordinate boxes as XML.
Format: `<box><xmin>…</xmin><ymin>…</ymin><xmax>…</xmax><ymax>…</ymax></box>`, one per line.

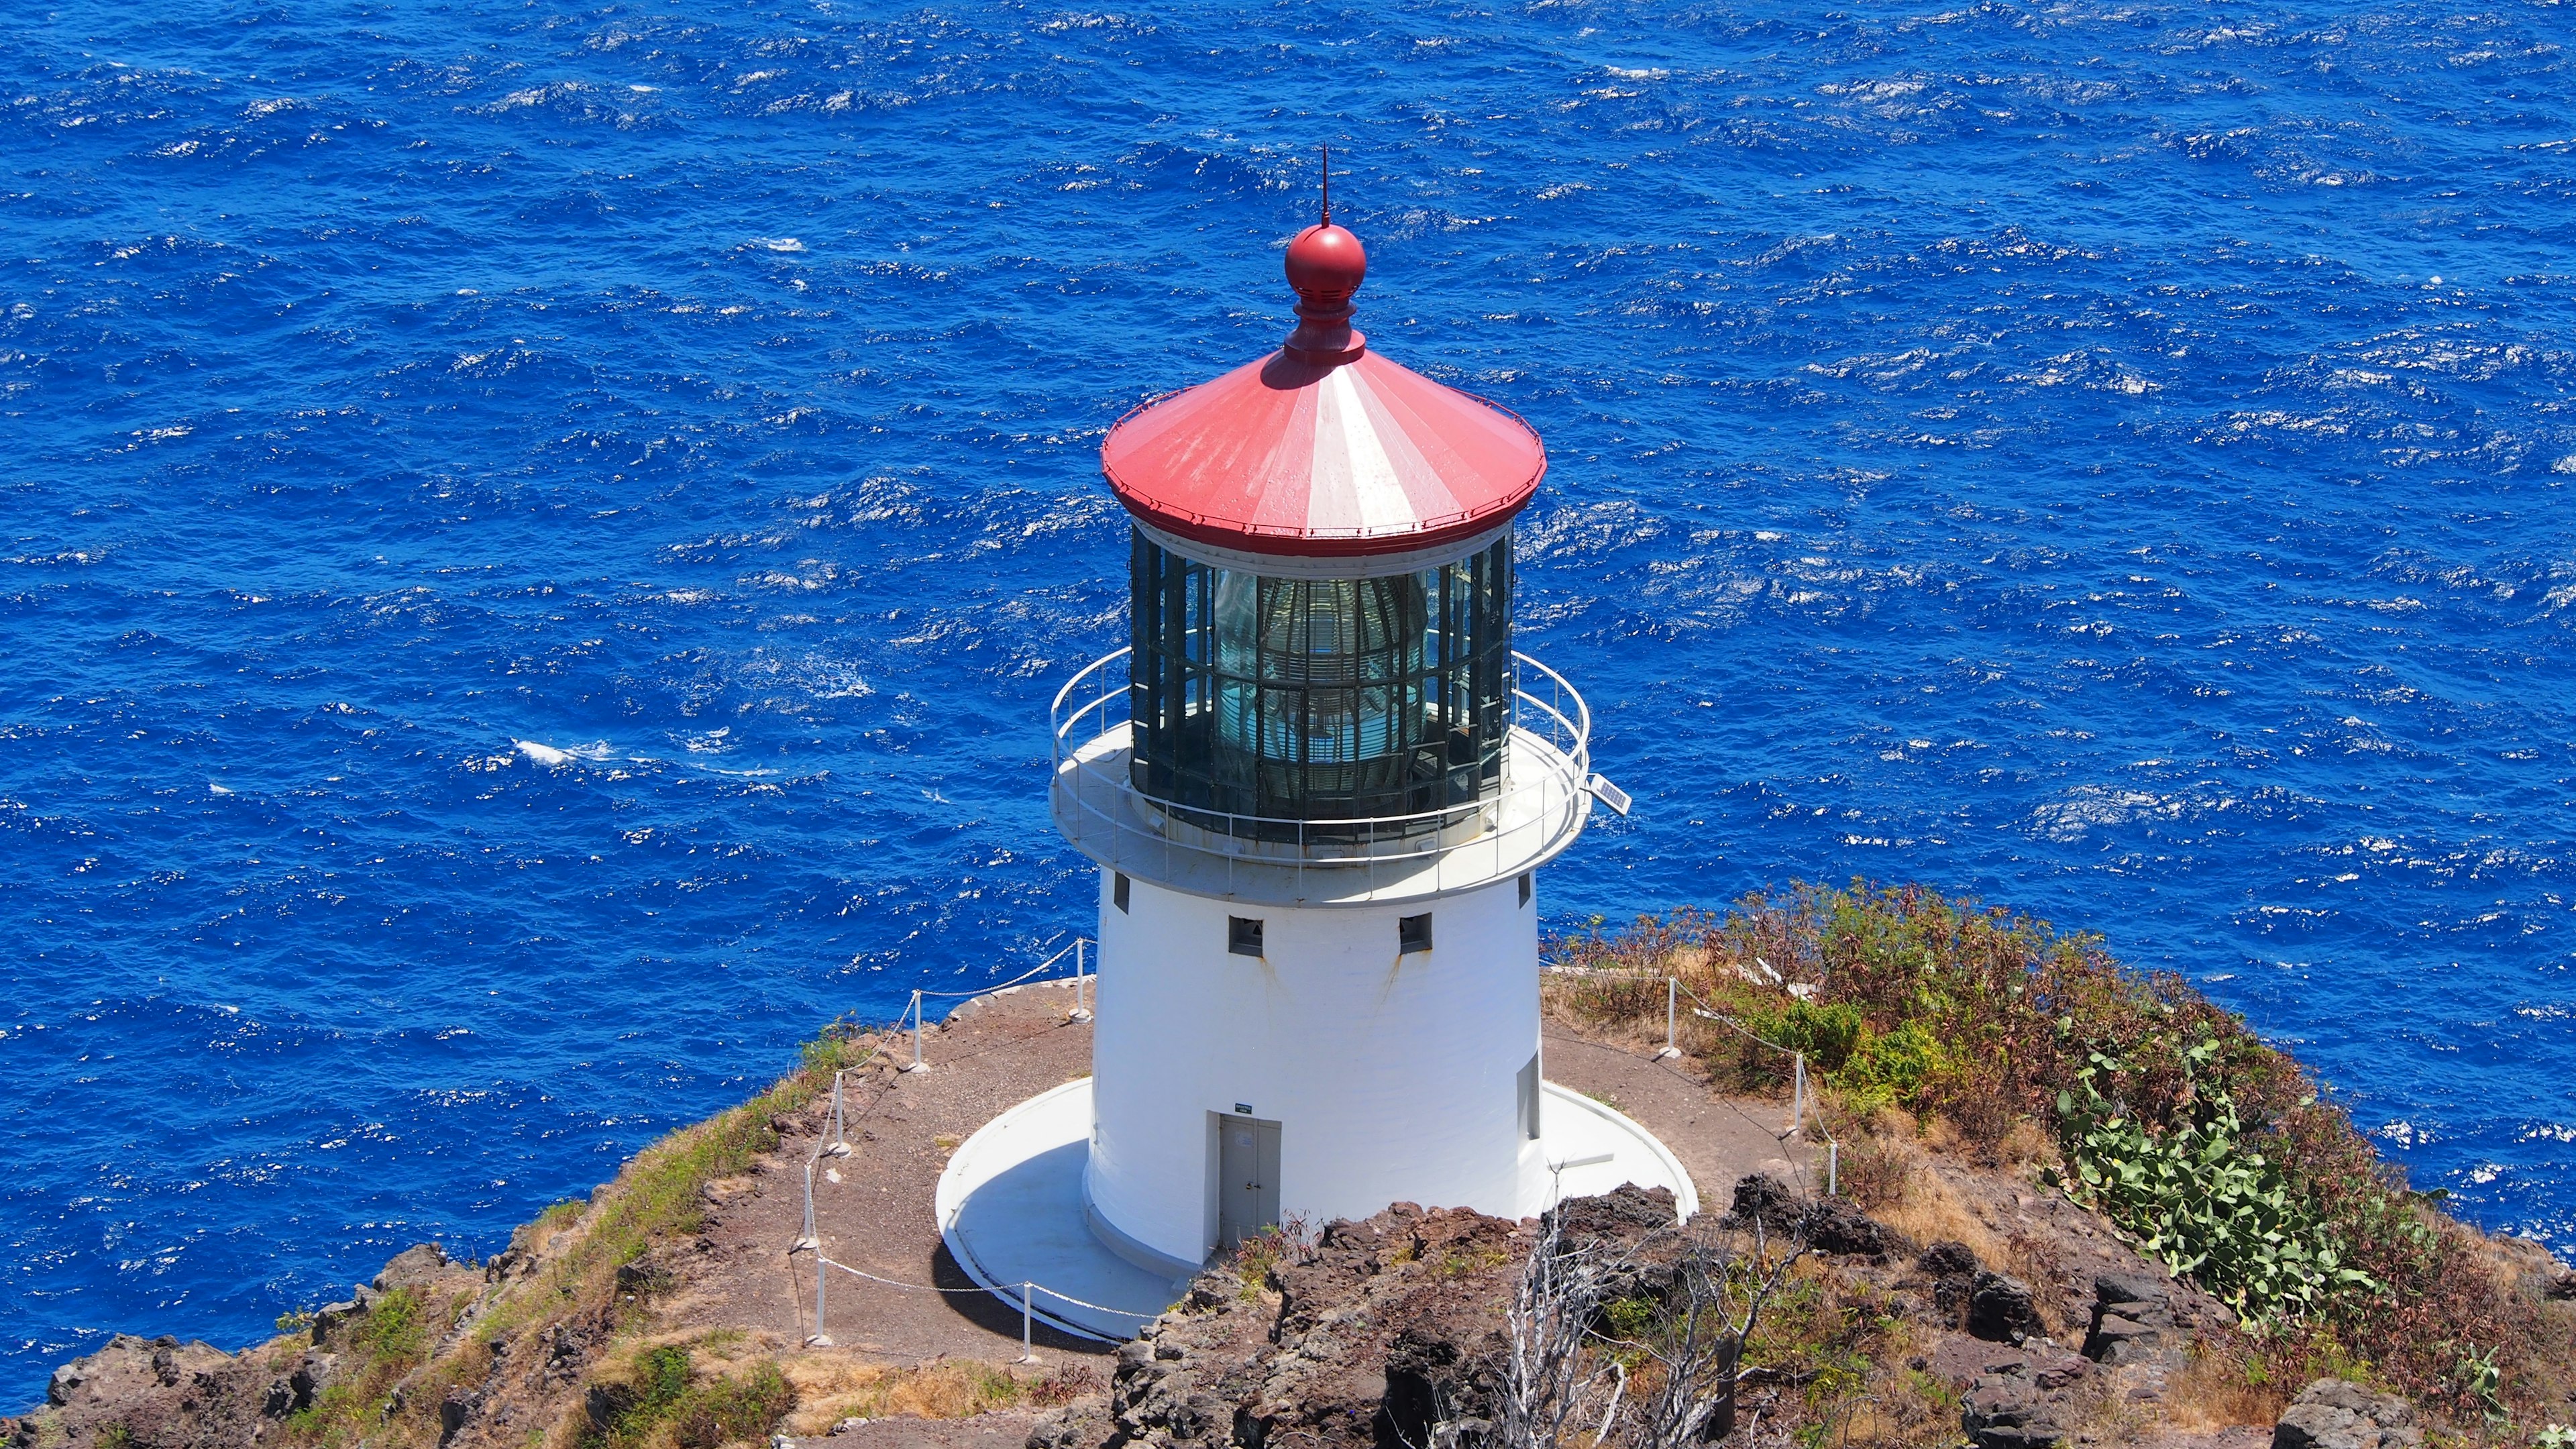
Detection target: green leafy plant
<box><xmin>1753</xmin><ymin>1000</ymin><xmax>1868</xmax><ymax>1072</ymax></box>
<box><xmin>2450</xmin><ymin>1342</ymin><xmax>2506</xmax><ymax>1424</ymax></box>
<box><xmin>2530</xmin><ymin>1424</ymin><xmax>2574</xmax><ymax>1449</ymax></box>
<box><xmin>2053</xmin><ymin>1043</ymin><xmax>2375</xmax><ymax>1329</ymax></box>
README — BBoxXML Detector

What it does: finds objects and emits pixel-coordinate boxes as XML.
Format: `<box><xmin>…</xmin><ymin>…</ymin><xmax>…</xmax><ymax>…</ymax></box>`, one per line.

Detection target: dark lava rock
<box><xmin>1551</xmin><ymin>1184</ymin><xmax>1677</xmax><ymax>1247</ymax></box>
<box><xmin>1727</xmin><ymin>1173</ymin><xmax>1800</xmax><ymax>1232</ymax></box>
<box><xmin>1957</xmin><ymin>1345</ymin><xmax>2092</xmax><ymax>1449</ymax></box>
<box><xmin>1967</xmin><ymin>1272</ymin><xmax>2041</xmax><ymax>1344</ymax></box>
<box><xmin>2273</xmin><ymin>1380</ymin><xmax>2423</xmax><ymax>1449</ymax></box>
<box><xmin>23</xmin><ymin>1332</ymin><xmax>319</xmax><ymax>1449</ymax></box>
<box><xmin>2273</xmin><ymin>1381</ymin><xmax>2422</xmax><ymax>1449</ymax></box>
<box><xmin>586</xmin><ymin>1381</ymin><xmax>637</xmax><ymax>1432</ymax></box>
<box><xmin>1799</xmin><ymin>1198</ymin><xmax>1898</xmax><ymax>1258</ymax></box>
<box><xmin>310</xmin><ymin>1286</ymin><xmax>379</xmax><ymax>1346</ymax></box>
<box><xmin>1038</xmin><ymin>1192</ymin><xmax>1683</xmax><ymax>1449</ymax></box>
<box><xmin>439</xmin><ymin>1387</ymin><xmax>486</xmax><ymax>1446</ymax></box>
<box><xmin>2082</xmin><ymin>1272</ymin><xmax>2177</xmax><ymax>1365</ymax></box>
<box><xmin>1721</xmin><ymin>1175</ymin><xmax>1894</xmax><ymax>1256</ymax></box>
<box><xmin>374</xmin><ymin>1243</ymin><xmax>454</xmax><ymax>1293</ymax></box>
<box><xmin>2092</xmin><ymin>1271</ymin><xmax>2165</xmax><ymax>1307</ymax></box>
<box><xmin>1963</xmin><ymin>1370</ymin><xmax>2063</xmax><ymax>1449</ymax></box>
<box><xmin>1920</xmin><ymin>1241</ymin><xmax>1982</xmax><ymax>1324</ymax></box>
<box><xmin>260</xmin><ymin>1360</ymin><xmax>329</xmax><ymax>1420</ymax></box>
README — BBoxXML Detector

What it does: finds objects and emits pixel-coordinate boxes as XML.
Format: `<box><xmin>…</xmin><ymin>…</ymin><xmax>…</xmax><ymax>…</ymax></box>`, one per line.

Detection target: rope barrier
<box><xmin>901</xmin><ymin>938</ymin><xmax>1093</xmax><ymax>1071</ymax></box>
<box><xmin>818</xmin><ymin>1256</ymin><xmax>998</xmax><ymax>1296</ymax></box>
<box><xmin>814</xmin><ymin>1252</ymin><xmax>1169</xmax><ymax>1319</ymax></box>
<box><xmin>794</xmin><ymin>937</ymin><xmax>1105</xmax><ymax>1342</ymax></box>
<box><xmin>814</xmin><ymin>1253</ymin><xmax>1170</xmax><ymax>1358</ymax></box>
<box><xmin>917</xmin><ymin>936</ymin><xmax>1089</xmax><ymax>998</ymax></box>
<box><xmin>1028</xmin><ymin>1279</ymin><xmax>1171</xmax><ymax>1320</ymax></box>
<box><xmin>1544</xmin><ymin>962</ymin><xmax>1844</xmax><ymax>1194</ymax></box>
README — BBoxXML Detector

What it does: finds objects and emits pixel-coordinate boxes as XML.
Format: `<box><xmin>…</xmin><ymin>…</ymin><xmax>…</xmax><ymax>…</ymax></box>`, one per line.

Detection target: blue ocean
<box><xmin>4</xmin><ymin>0</ymin><xmax>2570</xmax><ymax>1404</ymax></box>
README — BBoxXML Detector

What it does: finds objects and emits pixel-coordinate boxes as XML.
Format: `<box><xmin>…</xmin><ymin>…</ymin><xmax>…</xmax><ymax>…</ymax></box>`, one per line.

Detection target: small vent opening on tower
<box><xmin>1399</xmin><ymin>913</ymin><xmax>1433</xmax><ymax>954</ymax></box>
<box><xmin>1517</xmin><ymin>872</ymin><xmax>1533</xmax><ymax>908</ymax></box>
<box><xmin>1113</xmin><ymin>872</ymin><xmax>1131</xmax><ymax>914</ymax></box>
<box><xmin>1228</xmin><ymin>916</ymin><xmax>1265</xmax><ymax>957</ymax></box>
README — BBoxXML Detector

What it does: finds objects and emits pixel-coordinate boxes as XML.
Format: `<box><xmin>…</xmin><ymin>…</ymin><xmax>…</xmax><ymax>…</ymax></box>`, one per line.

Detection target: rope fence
<box><xmin>1542</xmin><ymin>963</ymin><xmax>1844</xmax><ymax>1195</ymax></box>
<box><xmin>899</xmin><ymin>936</ymin><xmax>1092</xmax><ymax>1071</ymax></box>
<box><xmin>813</xmin><ymin>1255</ymin><xmax>1168</xmax><ymax>1359</ymax></box>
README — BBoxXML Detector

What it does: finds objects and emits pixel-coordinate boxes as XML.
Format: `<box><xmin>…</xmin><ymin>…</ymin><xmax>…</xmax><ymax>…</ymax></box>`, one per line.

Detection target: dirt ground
<box><xmin>672</xmin><ymin>979</ymin><xmax>1111</xmax><ymax>1361</ymax></box>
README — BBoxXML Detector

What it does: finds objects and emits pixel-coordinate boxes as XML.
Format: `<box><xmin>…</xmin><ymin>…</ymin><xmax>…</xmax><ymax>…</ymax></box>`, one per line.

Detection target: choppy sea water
<box><xmin>3</xmin><ymin>0</ymin><xmax>2571</xmax><ymax>1404</ymax></box>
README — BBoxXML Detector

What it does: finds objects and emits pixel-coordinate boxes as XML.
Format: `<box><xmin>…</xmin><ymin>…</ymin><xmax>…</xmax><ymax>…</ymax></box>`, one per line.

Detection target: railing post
<box><xmin>1019</xmin><ymin>1283</ymin><xmax>1037</xmax><ymax>1363</ymax></box>
<box><xmin>824</xmin><ymin>1071</ymin><xmax>851</xmax><ymax>1156</ymax></box>
<box><xmin>903</xmin><ymin>991</ymin><xmax>929</xmax><ymax>1073</ymax></box>
<box><xmin>1827</xmin><ymin>1140</ymin><xmax>1839</xmax><ymax>1197</ymax></box>
<box><xmin>1657</xmin><ymin>977</ymin><xmax>1680</xmax><ymax>1059</ymax></box>
<box><xmin>808</xmin><ymin>1254</ymin><xmax>832</xmax><ymax>1347</ymax></box>
<box><xmin>795</xmin><ymin>1159</ymin><xmax>820</xmax><ymax>1252</ymax></box>
<box><xmin>1791</xmin><ymin>1053</ymin><xmax>1807</xmax><ymax>1138</ymax></box>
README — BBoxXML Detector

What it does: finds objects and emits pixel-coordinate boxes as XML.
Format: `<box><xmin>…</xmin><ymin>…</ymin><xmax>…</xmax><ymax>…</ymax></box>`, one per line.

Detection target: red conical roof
<box><xmin>1101</xmin><ymin>220</ymin><xmax>1544</xmax><ymax>561</ymax></box>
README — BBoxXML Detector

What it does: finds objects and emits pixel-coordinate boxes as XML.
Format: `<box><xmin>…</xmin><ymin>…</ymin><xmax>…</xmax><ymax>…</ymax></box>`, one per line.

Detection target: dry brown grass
<box><xmin>775</xmin><ymin>1355</ymin><xmax>1098</xmax><ymax>1433</ymax></box>
<box><xmin>1995</xmin><ymin>1120</ymin><xmax>2056</xmax><ymax>1173</ymax></box>
<box><xmin>1862</xmin><ymin>1160</ymin><xmax>2010</xmax><ymax>1275</ymax></box>
<box><xmin>2161</xmin><ymin>1341</ymin><xmax>2294</xmax><ymax>1430</ymax></box>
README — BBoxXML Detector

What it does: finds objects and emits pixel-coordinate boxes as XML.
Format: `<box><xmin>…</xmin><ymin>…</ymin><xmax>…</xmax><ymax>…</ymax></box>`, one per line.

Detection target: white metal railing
<box><xmin>894</xmin><ymin>936</ymin><xmax>1092</xmax><ymax>1072</ymax></box>
<box><xmin>1542</xmin><ymin>963</ymin><xmax>1845</xmax><ymax>1197</ymax></box>
<box><xmin>1049</xmin><ymin>647</ymin><xmax>1593</xmax><ymax>870</ymax></box>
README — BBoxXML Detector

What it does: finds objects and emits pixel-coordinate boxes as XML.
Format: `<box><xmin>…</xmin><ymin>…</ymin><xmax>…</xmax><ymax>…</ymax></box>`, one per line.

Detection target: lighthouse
<box><xmin>935</xmin><ymin>195</ymin><xmax>1693</xmax><ymax>1340</ymax></box>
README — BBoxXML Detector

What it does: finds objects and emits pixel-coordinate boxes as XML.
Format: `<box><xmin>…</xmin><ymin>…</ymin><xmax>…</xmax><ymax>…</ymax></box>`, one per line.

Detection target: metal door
<box><xmin>1216</xmin><ymin>1113</ymin><xmax>1281</xmax><ymax>1250</ymax></box>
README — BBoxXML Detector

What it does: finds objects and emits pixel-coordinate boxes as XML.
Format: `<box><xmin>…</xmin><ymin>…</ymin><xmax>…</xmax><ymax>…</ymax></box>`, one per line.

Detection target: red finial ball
<box><xmin>1285</xmin><ymin>223</ymin><xmax>1366</xmax><ymax>304</ymax></box>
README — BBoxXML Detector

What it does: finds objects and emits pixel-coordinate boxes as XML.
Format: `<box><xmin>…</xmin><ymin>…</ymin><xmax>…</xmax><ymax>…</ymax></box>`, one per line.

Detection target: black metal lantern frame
<box><xmin>1128</xmin><ymin>532</ymin><xmax>1513</xmax><ymax>840</ymax></box>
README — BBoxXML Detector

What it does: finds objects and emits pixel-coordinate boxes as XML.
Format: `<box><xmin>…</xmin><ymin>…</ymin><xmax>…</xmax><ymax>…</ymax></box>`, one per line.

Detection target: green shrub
<box><xmin>588</xmin><ymin>1346</ymin><xmax>792</xmax><ymax>1449</ymax></box>
<box><xmin>1756</xmin><ymin>1000</ymin><xmax>1868</xmax><ymax>1072</ymax></box>
<box><xmin>1839</xmin><ymin>1018</ymin><xmax>1948</xmax><ymax>1109</ymax></box>
<box><xmin>2052</xmin><ymin>1043</ymin><xmax>2378</xmax><ymax>1329</ymax></box>
<box><xmin>672</xmin><ymin>1362</ymin><xmax>792</xmax><ymax>1449</ymax></box>
<box><xmin>354</xmin><ymin>1289</ymin><xmax>428</xmax><ymax>1362</ymax></box>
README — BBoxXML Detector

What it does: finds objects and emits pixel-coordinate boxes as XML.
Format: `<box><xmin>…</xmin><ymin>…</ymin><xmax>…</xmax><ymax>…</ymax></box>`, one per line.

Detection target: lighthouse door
<box><xmin>1216</xmin><ymin>1113</ymin><xmax>1282</xmax><ymax>1250</ymax></box>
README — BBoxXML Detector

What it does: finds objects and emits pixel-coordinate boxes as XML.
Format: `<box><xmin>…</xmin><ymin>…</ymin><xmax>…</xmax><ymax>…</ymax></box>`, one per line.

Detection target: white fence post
<box><xmin>824</xmin><ymin>1071</ymin><xmax>851</xmax><ymax>1157</ymax></box>
<box><xmin>1657</xmin><ymin>977</ymin><xmax>1680</xmax><ymax>1059</ymax></box>
<box><xmin>808</xmin><ymin>1254</ymin><xmax>831</xmax><ymax>1347</ymax></box>
<box><xmin>795</xmin><ymin>1160</ymin><xmax>820</xmax><ymax>1252</ymax></box>
<box><xmin>1827</xmin><ymin>1140</ymin><xmax>1839</xmax><ymax>1197</ymax></box>
<box><xmin>1019</xmin><ymin>1283</ymin><xmax>1037</xmax><ymax>1362</ymax></box>
<box><xmin>1791</xmin><ymin>1053</ymin><xmax>1807</xmax><ymax>1138</ymax></box>
<box><xmin>1071</xmin><ymin>938</ymin><xmax>1093</xmax><ymax>1022</ymax></box>
<box><xmin>903</xmin><ymin>991</ymin><xmax>929</xmax><ymax>1073</ymax></box>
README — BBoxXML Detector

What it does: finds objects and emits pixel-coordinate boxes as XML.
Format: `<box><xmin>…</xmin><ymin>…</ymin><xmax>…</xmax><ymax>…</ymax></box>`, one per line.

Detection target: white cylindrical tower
<box><xmin>1040</xmin><ymin>210</ymin><xmax>1669</xmax><ymax>1279</ymax></box>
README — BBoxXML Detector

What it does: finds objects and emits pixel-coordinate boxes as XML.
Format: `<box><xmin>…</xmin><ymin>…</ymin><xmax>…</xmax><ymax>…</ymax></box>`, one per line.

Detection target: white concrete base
<box><xmin>935</xmin><ymin>1077</ymin><xmax>1697</xmax><ymax>1342</ymax></box>
<box><xmin>934</xmin><ymin>1079</ymin><xmax>1180</xmax><ymax>1342</ymax></box>
<box><xmin>1527</xmin><ymin>1083</ymin><xmax>1701</xmax><ymax>1218</ymax></box>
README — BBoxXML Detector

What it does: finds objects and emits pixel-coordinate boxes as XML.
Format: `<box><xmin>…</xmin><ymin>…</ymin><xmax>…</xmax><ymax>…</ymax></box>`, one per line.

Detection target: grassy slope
<box><xmin>252</xmin><ymin>1030</ymin><xmax>879</xmax><ymax>1449</ymax></box>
